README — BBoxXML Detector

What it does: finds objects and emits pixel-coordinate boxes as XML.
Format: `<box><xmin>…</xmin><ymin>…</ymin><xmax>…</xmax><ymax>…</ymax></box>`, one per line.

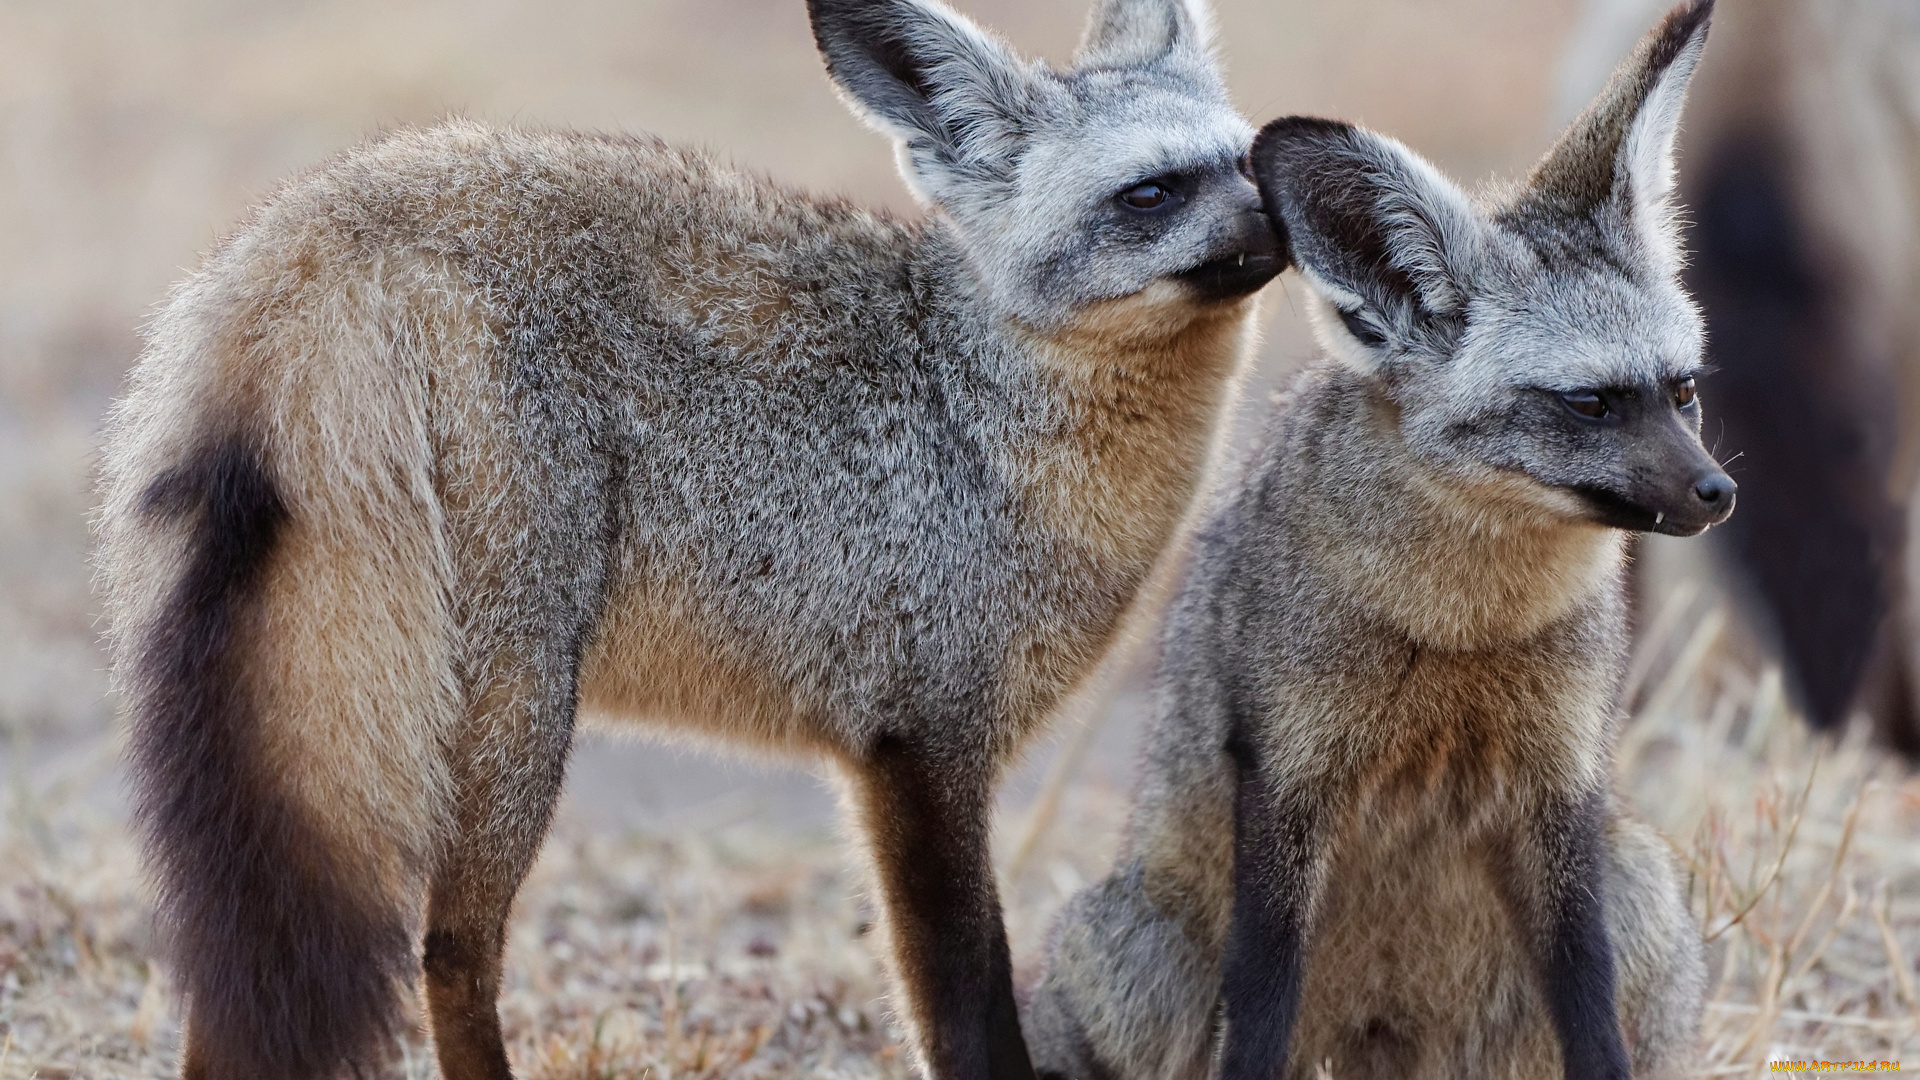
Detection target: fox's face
<box><xmin>810</xmin><ymin>0</ymin><xmax>1280</xmax><ymax>329</ymax></box>
<box><xmin>1254</xmin><ymin>0</ymin><xmax>1733</xmax><ymax>537</ymax></box>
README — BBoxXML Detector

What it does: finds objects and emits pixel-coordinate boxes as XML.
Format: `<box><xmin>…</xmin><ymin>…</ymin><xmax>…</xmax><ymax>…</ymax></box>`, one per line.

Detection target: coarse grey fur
<box><xmin>1027</xmin><ymin>4</ymin><xmax>1722</xmax><ymax>1078</ymax></box>
<box><xmin>91</xmin><ymin>1</ymin><xmax>1280</xmax><ymax>1078</ymax></box>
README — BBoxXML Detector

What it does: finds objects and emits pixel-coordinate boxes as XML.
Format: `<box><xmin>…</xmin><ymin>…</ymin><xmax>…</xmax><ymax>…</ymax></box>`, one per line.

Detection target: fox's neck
<box><xmin>1294</xmin><ymin>370</ymin><xmax>1625</xmax><ymax>651</ymax></box>
<box><xmin>1006</xmin><ymin>283</ymin><xmax>1259</xmax><ymax>573</ymax></box>
<box><xmin>926</xmin><ymin>255</ymin><xmax>1259</xmax><ymax>737</ymax></box>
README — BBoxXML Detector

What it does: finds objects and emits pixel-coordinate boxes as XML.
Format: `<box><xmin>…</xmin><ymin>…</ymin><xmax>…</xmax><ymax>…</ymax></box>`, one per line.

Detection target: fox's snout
<box><xmin>1632</xmin><ymin>460</ymin><xmax>1736</xmax><ymax>536</ymax></box>
<box><xmin>1646</xmin><ymin>457</ymin><xmax>1736</xmax><ymax>535</ymax></box>
<box><xmin>1177</xmin><ymin>202</ymin><xmax>1286</xmax><ymax>302</ymax></box>
<box><xmin>1577</xmin><ymin>410</ymin><xmax>1737</xmax><ymax>537</ymax></box>
<box><xmin>1687</xmin><ymin>469</ymin><xmax>1737</xmax><ymax>520</ymax></box>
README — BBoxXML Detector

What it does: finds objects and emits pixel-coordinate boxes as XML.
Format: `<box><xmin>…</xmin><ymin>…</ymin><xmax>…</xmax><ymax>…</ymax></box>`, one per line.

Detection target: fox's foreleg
<box><xmin>1494</xmin><ymin>789</ymin><xmax>1632</xmax><ymax>1080</ymax></box>
<box><xmin>1215</xmin><ymin>721</ymin><xmax>1333</xmax><ymax>1080</ymax></box>
<box><xmin>843</xmin><ymin>732</ymin><xmax>1036</xmax><ymax>1080</ymax></box>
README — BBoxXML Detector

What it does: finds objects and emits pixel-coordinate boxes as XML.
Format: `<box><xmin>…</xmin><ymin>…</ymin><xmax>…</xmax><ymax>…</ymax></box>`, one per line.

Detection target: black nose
<box><xmin>1693</xmin><ymin>472</ymin><xmax>1736</xmax><ymax>506</ymax></box>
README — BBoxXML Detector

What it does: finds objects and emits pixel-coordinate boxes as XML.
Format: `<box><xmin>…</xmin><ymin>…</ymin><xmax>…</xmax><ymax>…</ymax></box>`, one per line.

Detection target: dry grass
<box><xmin>1</xmin><ymin>591</ymin><xmax>1915</xmax><ymax>1078</ymax></box>
<box><xmin>0</xmin><ymin>748</ymin><xmax>913</xmax><ymax>1080</ymax></box>
<box><xmin>1617</xmin><ymin>592</ymin><xmax>1920</xmax><ymax>1070</ymax></box>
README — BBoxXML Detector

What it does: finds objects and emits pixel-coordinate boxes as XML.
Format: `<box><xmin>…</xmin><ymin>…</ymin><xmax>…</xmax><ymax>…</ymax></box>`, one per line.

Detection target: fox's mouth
<box><xmin>1175</xmin><ymin>205</ymin><xmax>1287</xmax><ymax>303</ymax></box>
<box><xmin>1571</xmin><ymin>484</ymin><xmax>1731</xmax><ymax>536</ymax></box>
<box><xmin>1176</xmin><ymin>250</ymin><xmax>1284</xmax><ymax>302</ymax></box>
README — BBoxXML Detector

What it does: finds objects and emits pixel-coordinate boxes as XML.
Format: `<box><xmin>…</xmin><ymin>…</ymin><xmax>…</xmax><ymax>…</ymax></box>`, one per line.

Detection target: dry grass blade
<box><xmin>1702</xmin><ymin>747</ymin><xmax>1821</xmax><ymax>944</ymax></box>
<box><xmin>1619</xmin><ymin>579</ymin><xmax>1700</xmax><ymax>708</ymax></box>
<box><xmin>1621</xmin><ymin>602</ymin><xmax>1919</xmax><ymax>1073</ymax></box>
<box><xmin>1777</xmin><ymin>789</ymin><xmax>1865</xmax><ymax>992</ymax></box>
<box><xmin>1002</xmin><ymin>709</ymin><xmax>1108</xmax><ymax>888</ymax></box>
<box><xmin>1001</xmin><ymin>621</ymin><xmax>1146</xmax><ymax>887</ymax></box>
<box><xmin>1869</xmin><ymin>882</ymin><xmax>1920</xmax><ymax>1020</ymax></box>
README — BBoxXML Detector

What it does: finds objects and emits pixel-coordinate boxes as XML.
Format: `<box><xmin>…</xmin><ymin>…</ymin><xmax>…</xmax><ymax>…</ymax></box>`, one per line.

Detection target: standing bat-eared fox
<box><xmin>1027</xmin><ymin>2</ymin><xmax>1724</xmax><ymax>1078</ymax></box>
<box><xmin>93</xmin><ymin>0</ymin><xmax>1282</xmax><ymax>1077</ymax></box>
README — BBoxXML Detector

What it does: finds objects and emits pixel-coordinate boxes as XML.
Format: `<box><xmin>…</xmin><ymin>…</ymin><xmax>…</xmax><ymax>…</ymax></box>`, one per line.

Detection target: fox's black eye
<box><xmin>1119</xmin><ymin>182</ymin><xmax>1171</xmax><ymax>210</ymax></box>
<box><xmin>1562</xmin><ymin>390</ymin><xmax>1609</xmax><ymax>419</ymax></box>
<box><xmin>1674</xmin><ymin>377</ymin><xmax>1697</xmax><ymax>408</ymax></box>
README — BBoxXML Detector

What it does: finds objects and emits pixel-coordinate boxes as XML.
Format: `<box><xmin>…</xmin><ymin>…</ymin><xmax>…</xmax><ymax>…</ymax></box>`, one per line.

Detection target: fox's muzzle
<box><xmin>1638</xmin><ymin>460</ymin><xmax>1736</xmax><ymax>536</ymax></box>
<box><xmin>1177</xmin><ymin>207</ymin><xmax>1286</xmax><ymax>302</ymax></box>
<box><xmin>1579</xmin><ymin>469</ymin><xmax>1735</xmax><ymax>536</ymax></box>
<box><xmin>1574</xmin><ymin>407</ymin><xmax>1736</xmax><ymax>536</ymax></box>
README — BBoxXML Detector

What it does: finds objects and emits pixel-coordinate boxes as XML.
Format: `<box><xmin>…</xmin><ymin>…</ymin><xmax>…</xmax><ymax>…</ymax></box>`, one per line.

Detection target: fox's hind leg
<box><xmin>423</xmin><ymin>660</ymin><xmax>580</xmax><ymax>1080</ymax></box>
<box><xmin>1604</xmin><ymin>814</ymin><xmax>1706</xmax><ymax>1078</ymax></box>
<box><xmin>1026</xmin><ymin>864</ymin><xmax>1224</xmax><ymax>1080</ymax></box>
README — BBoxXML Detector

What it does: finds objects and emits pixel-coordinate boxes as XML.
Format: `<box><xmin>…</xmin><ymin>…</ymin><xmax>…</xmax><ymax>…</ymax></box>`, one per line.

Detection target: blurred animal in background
<box><xmin>1561</xmin><ymin>0</ymin><xmax>1920</xmax><ymax>752</ymax></box>
<box><xmin>1028</xmin><ymin>3</ymin><xmax>1719</xmax><ymax>1077</ymax></box>
<box><xmin>91</xmin><ymin>0</ymin><xmax>1280</xmax><ymax>1078</ymax></box>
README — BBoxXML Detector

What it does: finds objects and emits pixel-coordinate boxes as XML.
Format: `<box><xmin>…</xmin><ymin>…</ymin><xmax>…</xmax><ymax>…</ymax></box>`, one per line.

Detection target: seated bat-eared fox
<box><xmin>92</xmin><ymin>1</ymin><xmax>1282</xmax><ymax>1077</ymax></box>
<box><xmin>1027</xmin><ymin>3</ymin><xmax>1723</xmax><ymax>1079</ymax></box>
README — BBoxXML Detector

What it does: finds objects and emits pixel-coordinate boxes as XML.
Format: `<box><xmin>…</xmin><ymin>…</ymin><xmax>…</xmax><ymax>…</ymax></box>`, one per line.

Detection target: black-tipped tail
<box><xmin>128</xmin><ymin>435</ymin><xmax>414</xmax><ymax>1080</ymax></box>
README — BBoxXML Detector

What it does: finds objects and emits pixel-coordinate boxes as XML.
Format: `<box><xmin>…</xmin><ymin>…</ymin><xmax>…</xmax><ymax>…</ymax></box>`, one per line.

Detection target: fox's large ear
<box><xmin>1523</xmin><ymin>0</ymin><xmax>1713</xmax><ymax>270</ymax></box>
<box><xmin>1252</xmin><ymin>117</ymin><xmax>1479</xmax><ymax>367</ymax></box>
<box><xmin>1074</xmin><ymin>0</ymin><xmax>1214</xmax><ymax>69</ymax></box>
<box><xmin>809</xmin><ymin>0</ymin><xmax>1039</xmax><ymax>207</ymax></box>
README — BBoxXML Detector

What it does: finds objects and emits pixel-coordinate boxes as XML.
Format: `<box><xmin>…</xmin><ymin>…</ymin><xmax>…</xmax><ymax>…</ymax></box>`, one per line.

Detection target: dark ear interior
<box><xmin>807</xmin><ymin>0</ymin><xmax>1039</xmax><ymax>192</ymax></box>
<box><xmin>1252</xmin><ymin>117</ymin><xmax>1421</xmax><ymax>312</ymax></box>
<box><xmin>1251</xmin><ymin>115</ymin><xmax>1481</xmax><ymax>355</ymax></box>
<box><xmin>808</xmin><ymin>0</ymin><xmax>950</xmax><ymax>150</ymax></box>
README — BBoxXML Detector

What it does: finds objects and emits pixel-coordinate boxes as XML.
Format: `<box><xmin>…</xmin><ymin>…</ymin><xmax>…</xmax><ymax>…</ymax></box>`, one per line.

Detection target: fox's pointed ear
<box><xmin>809</xmin><ymin>0</ymin><xmax>1039</xmax><ymax>207</ymax></box>
<box><xmin>1524</xmin><ymin>0</ymin><xmax>1712</xmax><ymax>268</ymax></box>
<box><xmin>1252</xmin><ymin>117</ymin><xmax>1479</xmax><ymax>367</ymax></box>
<box><xmin>1074</xmin><ymin>0</ymin><xmax>1214</xmax><ymax>69</ymax></box>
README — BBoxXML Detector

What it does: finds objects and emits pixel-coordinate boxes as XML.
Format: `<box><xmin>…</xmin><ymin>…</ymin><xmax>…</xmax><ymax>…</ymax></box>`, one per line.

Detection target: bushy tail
<box><xmin>97</xmin><ymin>254</ymin><xmax>461</xmax><ymax>1078</ymax></box>
<box><xmin>125</xmin><ymin>435</ymin><xmax>421</xmax><ymax>1078</ymax></box>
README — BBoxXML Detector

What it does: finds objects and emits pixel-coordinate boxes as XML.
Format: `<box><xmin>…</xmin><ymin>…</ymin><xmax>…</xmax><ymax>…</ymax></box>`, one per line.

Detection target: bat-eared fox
<box><xmin>1027</xmin><ymin>3</ymin><xmax>1723</xmax><ymax>1078</ymax></box>
<box><xmin>93</xmin><ymin>0</ymin><xmax>1280</xmax><ymax>1077</ymax></box>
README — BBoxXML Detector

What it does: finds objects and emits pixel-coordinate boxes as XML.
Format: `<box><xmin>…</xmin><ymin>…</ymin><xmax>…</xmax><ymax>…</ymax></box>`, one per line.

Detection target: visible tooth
<box><xmin>1655</xmin><ymin>511</ymin><xmax>1665</xmax><ymax>525</ymax></box>
<box><xmin>1238</xmin><ymin>254</ymin><xmax>1245</xmax><ymax>266</ymax></box>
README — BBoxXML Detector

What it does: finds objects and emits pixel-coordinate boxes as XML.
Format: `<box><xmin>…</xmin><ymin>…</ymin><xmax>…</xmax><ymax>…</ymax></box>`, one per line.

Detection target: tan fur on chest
<box><xmin>1260</xmin><ymin>633</ymin><xmax>1614</xmax><ymax>838</ymax></box>
<box><xmin>1295</xmin><ymin>828</ymin><xmax>1554</xmax><ymax>1079</ymax></box>
<box><xmin>1363</xmin><ymin>644</ymin><xmax>1610</xmax><ymax>814</ymax></box>
<box><xmin>1288</xmin><ymin>666</ymin><xmax>1602</xmax><ymax>1076</ymax></box>
<box><xmin>1017</xmin><ymin>283</ymin><xmax>1256</xmax><ymax>570</ymax></box>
